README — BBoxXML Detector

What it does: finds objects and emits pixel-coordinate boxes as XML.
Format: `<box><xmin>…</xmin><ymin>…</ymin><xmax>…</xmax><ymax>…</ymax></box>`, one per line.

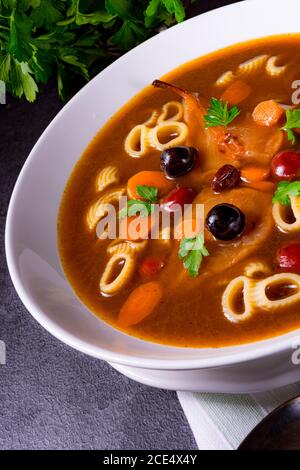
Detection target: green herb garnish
<box><xmin>281</xmin><ymin>109</ymin><xmax>300</xmax><ymax>144</ymax></box>
<box><xmin>135</xmin><ymin>185</ymin><xmax>158</xmax><ymax>202</ymax></box>
<box><xmin>178</xmin><ymin>233</ymin><xmax>209</xmax><ymax>277</ymax></box>
<box><xmin>0</xmin><ymin>0</ymin><xmax>187</xmax><ymax>103</ymax></box>
<box><xmin>272</xmin><ymin>181</ymin><xmax>300</xmax><ymax>206</ymax></box>
<box><xmin>119</xmin><ymin>184</ymin><xmax>158</xmax><ymax>218</ymax></box>
<box><xmin>204</xmin><ymin>98</ymin><xmax>240</xmax><ymax>128</ymax></box>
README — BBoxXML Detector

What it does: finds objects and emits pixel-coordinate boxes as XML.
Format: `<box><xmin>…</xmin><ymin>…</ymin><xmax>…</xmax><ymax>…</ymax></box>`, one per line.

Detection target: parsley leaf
<box><xmin>178</xmin><ymin>233</ymin><xmax>209</xmax><ymax>277</ymax></box>
<box><xmin>136</xmin><ymin>185</ymin><xmax>158</xmax><ymax>202</ymax></box>
<box><xmin>13</xmin><ymin>59</ymin><xmax>38</xmax><ymax>102</ymax></box>
<box><xmin>8</xmin><ymin>9</ymin><xmax>33</xmax><ymax>62</ymax></box>
<box><xmin>58</xmin><ymin>46</ymin><xmax>89</xmax><ymax>80</ymax></box>
<box><xmin>145</xmin><ymin>0</ymin><xmax>185</xmax><ymax>27</ymax></box>
<box><xmin>30</xmin><ymin>0</ymin><xmax>64</xmax><ymax>29</ymax></box>
<box><xmin>145</xmin><ymin>0</ymin><xmax>162</xmax><ymax>28</ymax></box>
<box><xmin>111</xmin><ymin>19</ymin><xmax>147</xmax><ymax>50</ymax></box>
<box><xmin>119</xmin><ymin>199</ymin><xmax>154</xmax><ymax>218</ymax></box>
<box><xmin>105</xmin><ymin>0</ymin><xmax>132</xmax><ymax>19</ymax></box>
<box><xmin>67</xmin><ymin>0</ymin><xmax>115</xmax><ymax>26</ymax></box>
<box><xmin>204</xmin><ymin>97</ymin><xmax>240</xmax><ymax>128</ymax></box>
<box><xmin>0</xmin><ymin>52</ymin><xmax>11</xmax><ymax>83</ymax></box>
<box><xmin>273</xmin><ymin>181</ymin><xmax>300</xmax><ymax>206</ymax></box>
<box><xmin>30</xmin><ymin>43</ymin><xmax>53</xmax><ymax>83</ymax></box>
<box><xmin>281</xmin><ymin>109</ymin><xmax>300</xmax><ymax>144</ymax></box>
<box><xmin>119</xmin><ymin>184</ymin><xmax>158</xmax><ymax>218</ymax></box>
<box><xmin>0</xmin><ymin>52</ymin><xmax>38</xmax><ymax>102</ymax></box>
<box><xmin>161</xmin><ymin>0</ymin><xmax>185</xmax><ymax>23</ymax></box>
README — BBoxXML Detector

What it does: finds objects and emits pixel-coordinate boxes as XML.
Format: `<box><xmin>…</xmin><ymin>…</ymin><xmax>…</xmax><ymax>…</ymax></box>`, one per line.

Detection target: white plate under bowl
<box><xmin>5</xmin><ymin>0</ymin><xmax>300</xmax><ymax>391</ymax></box>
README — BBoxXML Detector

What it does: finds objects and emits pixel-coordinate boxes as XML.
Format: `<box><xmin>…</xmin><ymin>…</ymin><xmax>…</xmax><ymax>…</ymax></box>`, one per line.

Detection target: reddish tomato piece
<box><xmin>162</xmin><ymin>187</ymin><xmax>196</xmax><ymax>212</ymax></box>
<box><xmin>272</xmin><ymin>150</ymin><xmax>300</xmax><ymax>180</ymax></box>
<box><xmin>139</xmin><ymin>256</ymin><xmax>165</xmax><ymax>277</ymax></box>
<box><xmin>277</xmin><ymin>242</ymin><xmax>300</xmax><ymax>273</ymax></box>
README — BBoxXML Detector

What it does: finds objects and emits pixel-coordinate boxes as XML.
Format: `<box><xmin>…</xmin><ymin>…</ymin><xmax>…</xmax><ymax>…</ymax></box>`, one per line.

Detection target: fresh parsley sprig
<box><xmin>135</xmin><ymin>185</ymin><xmax>158</xmax><ymax>202</ymax></box>
<box><xmin>272</xmin><ymin>181</ymin><xmax>300</xmax><ymax>206</ymax></box>
<box><xmin>204</xmin><ymin>98</ymin><xmax>240</xmax><ymax>128</ymax></box>
<box><xmin>281</xmin><ymin>109</ymin><xmax>300</xmax><ymax>144</ymax></box>
<box><xmin>119</xmin><ymin>185</ymin><xmax>158</xmax><ymax>218</ymax></box>
<box><xmin>178</xmin><ymin>233</ymin><xmax>209</xmax><ymax>277</ymax></box>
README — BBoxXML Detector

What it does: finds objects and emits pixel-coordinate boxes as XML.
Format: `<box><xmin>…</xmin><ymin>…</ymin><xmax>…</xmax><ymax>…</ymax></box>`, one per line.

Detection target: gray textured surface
<box><xmin>0</xmin><ymin>83</ymin><xmax>196</xmax><ymax>450</ymax></box>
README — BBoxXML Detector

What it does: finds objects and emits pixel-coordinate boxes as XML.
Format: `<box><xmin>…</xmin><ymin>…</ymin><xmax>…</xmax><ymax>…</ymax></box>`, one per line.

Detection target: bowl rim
<box><xmin>5</xmin><ymin>0</ymin><xmax>300</xmax><ymax>370</ymax></box>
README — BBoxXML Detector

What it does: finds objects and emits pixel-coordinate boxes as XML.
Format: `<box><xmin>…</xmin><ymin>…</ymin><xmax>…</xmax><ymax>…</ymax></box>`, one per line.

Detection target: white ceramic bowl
<box><xmin>6</xmin><ymin>0</ymin><xmax>300</xmax><ymax>392</ymax></box>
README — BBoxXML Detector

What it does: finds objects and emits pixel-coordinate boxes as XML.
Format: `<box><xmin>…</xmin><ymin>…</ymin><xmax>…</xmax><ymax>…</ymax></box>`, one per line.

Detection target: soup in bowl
<box><xmin>7</xmin><ymin>0</ymin><xmax>300</xmax><ymax>391</ymax></box>
<box><xmin>58</xmin><ymin>34</ymin><xmax>300</xmax><ymax>348</ymax></box>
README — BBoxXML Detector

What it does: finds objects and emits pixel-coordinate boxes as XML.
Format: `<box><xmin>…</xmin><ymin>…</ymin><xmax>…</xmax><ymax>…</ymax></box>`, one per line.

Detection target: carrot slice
<box><xmin>221</xmin><ymin>80</ymin><xmax>252</xmax><ymax>106</ymax></box>
<box><xmin>240</xmin><ymin>165</ymin><xmax>270</xmax><ymax>183</ymax></box>
<box><xmin>127</xmin><ymin>171</ymin><xmax>173</xmax><ymax>199</ymax></box>
<box><xmin>252</xmin><ymin>100</ymin><xmax>284</xmax><ymax>127</ymax></box>
<box><xmin>118</xmin><ymin>281</ymin><xmax>162</xmax><ymax>327</ymax></box>
<box><xmin>242</xmin><ymin>181</ymin><xmax>275</xmax><ymax>192</ymax></box>
<box><xmin>119</xmin><ymin>215</ymin><xmax>155</xmax><ymax>241</ymax></box>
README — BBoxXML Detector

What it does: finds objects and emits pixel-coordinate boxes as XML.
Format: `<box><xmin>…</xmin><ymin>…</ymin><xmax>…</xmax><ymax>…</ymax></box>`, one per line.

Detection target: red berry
<box><xmin>162</xmin><ymin>187</ymin><xmax>196</xmax><ymax>212</ymax></box>
<box><xmin>277</xmin><ymin>242</ymin><xmax>300</xmax><ymax>273</ymax></box>
<box><xmin>272</xmin><ymin>150</ymin><xmax>300</xmax><ymax>180</ymax></box>
<box><xmin>139</xmin><ymin>256</ymin><xmax>165</xmax><ymax>277</ymax></box>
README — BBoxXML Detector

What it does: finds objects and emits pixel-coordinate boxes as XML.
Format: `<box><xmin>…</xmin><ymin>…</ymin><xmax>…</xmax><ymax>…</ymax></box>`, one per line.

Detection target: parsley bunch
<box><xmin>0</xmin><ymin>0</ymin><xmax>189</xmax><ymax>103</ymax></box>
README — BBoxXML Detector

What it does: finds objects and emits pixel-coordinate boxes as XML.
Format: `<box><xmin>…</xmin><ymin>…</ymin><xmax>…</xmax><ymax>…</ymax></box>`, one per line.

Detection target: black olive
<box><xmin>206</xmin><ymin>203</ymin><xmax>245</xmax><ymax>241</ymax></box>
<box><xmin>160</xmin><ymin>146</ymin><xmax>197</xmax><ymax>179</ymax></box>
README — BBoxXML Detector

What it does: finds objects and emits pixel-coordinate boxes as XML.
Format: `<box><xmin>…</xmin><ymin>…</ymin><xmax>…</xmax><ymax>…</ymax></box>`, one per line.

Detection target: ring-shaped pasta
<box><xmin>222</xmin><ymin>276</ymin><xmax>254</xmax><ymax>323</ymax></box>
<box><xmin>144</xmin><ymin>110</ymin><xmax>160</xmax><ymax>127</ymax></box>
<box><xmin>124</xmin><ymin>102</ymin><xmax>188</xmax><ymax>157</ymax></box>
<box><xmin>244</xmin><ymin>261</ymin><xmax>272</xmax><ymax>279</ymax></box>
<box><xmin>147</xmin><ymin>121</ymin><xmax>188</xmax><ymax>151</ymax></box>
<box><xmin>87</xmin><ymin>187</ymin><xmax>125</xmax><ymax>230</ymax></box>
<box><xmin>157</xmin><ymin>101</ymin><xmax>184</xmax><ymax>123</ymax></box>
<box><xmin>266</xmin><ymin>56</ymin><xmax>287</xmax><ymax>77</ymax></box>
<box><xmin>124</xmin><ymin>124</ymin><xmax>150</xmax><ymax>158</ymax></box>
<box><xmin>272</xmin><ymin>195</ymin><xmax>300</xmax><ymax>233</ymax></box>
<box><xmin>96</xmin><ymin>165</ymin><xmax>119</xmax><ymax>192</ymax></box>
<box><xmin>100</xmin><ymin>251</ymin><xmax>136</xmax><ymax>296</ymax></box>
<box><xmin>249</xmin><ymin>273</ymin><xmax>300</xmax><ymax>311</ymax></box>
